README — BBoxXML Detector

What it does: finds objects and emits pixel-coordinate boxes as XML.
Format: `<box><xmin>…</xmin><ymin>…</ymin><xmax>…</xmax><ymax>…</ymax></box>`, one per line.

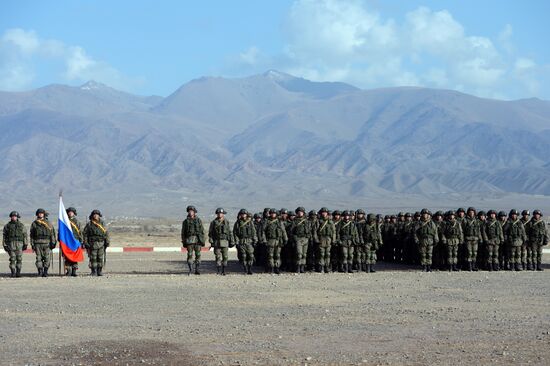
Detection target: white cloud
<box><xmin>237</xmin><ymin>0</ymin><xmax>547</xmax><ymax>99</ymax></box>
<box><xmin>0</xmin><ymin>28</ymin><xmax>142</xmax><ymax>92</ymax></box>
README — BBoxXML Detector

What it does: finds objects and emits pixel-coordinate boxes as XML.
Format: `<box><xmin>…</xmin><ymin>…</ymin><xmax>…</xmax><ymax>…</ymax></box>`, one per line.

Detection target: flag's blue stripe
<box><xmin>58</xmin><ymin>219</ymin><xmax>81</xmax><ymax>252</ymax></box>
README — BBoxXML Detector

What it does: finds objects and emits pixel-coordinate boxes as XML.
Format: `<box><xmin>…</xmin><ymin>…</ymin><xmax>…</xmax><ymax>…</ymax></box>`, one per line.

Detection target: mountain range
<box><xmin>1</xmin><ymin>70</ymin><xmax>549</xmax><ymax>217</ymax></box>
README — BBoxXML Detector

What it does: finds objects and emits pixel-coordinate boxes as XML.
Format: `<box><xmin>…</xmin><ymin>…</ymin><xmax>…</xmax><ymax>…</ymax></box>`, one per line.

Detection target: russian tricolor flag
<box><xmin>58</xmin><ymin>196</ymin><xmax>84</xmax><ymax>263</ymax></box>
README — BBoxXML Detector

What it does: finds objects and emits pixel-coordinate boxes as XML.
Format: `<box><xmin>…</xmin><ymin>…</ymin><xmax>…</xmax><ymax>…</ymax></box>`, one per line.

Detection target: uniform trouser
<box><xmin>316</xmin><ymin>237</ymin><xmax>332</xmax><ymax>267</ymax></box>
<box><xmin>266</xmin><ymin>240</ymin><xmax>281</xmax><ymax>268</ymax></box>
<box><xmin>185</xmin><ymin>244</ymin><xmax>202</xmax><ymax>265</ymax></box>
<box><xmin>486</xmin><ymin>243</ymin><xmax>499</xmax><ymax>265</ymax></box>
<box><xmin>6</xmin><ymin>241</ymin><xmax>24</xmax><ymax>271</ymax></box>
<box><xmin>509</xmin><ymin>245</ymin><xmax>522</xmax><ymax>264</ymax></box>
<box><xmin>445</xmin><ymin>244</ymin><xmax>459</xmax><ymax>265</ymax></box>
<box><xmin>89</xmin><ymin>242</ymin><xmax>105</xmax><ymax>269</ymax></box>
<box><xmin>306</xmin><ymin>240</ymin><xmax>316</xmax><ymax>269</ymax></box>
<box><xmin>465</xmin><ymin>239</ymin><xmax>479</xmax><ymax>263</ymax></box>
<box><xmin>418</xmin><ymin>243</ymin><xmax>433</xmax><ymax>265</ymax></box>
<box><xmin>499</xmin><ymin>242</ymin><xmax>508</xmax><ymax>267</ymax></box>
<box><xmin>34</xmin><ymin>242</ymin><xmax>51</xmax><ymax>269</ymax></box>
<box><xmin>365</xmin><ymin>244</ymin><xmax>377</xmax><ymax>264</ymax></box>
<box><xmin>527</xmin><ymin>242</ymin><xmax>543</xmax><ymax>265</ymax></box>
<box><xmin>340</xmin><ymin>242</ymin><xmax>354</xmax><ymax>265</ymax></box>
<box><xmin>238</xmin><ymin>243</ymin><xmax>255</xmax><ymax>266</ymax></box>
<box><xmin>355</xmin><ymin>245</ymin><xmax>366</xmax><ymax>265</ymax></box>
<box><xmin>521</xmin><ymin>243</ymin><xmax>527</xmax><ymax>265</ymax></box>
<box><xmin>295</xmin><ymin>237</ymin><xmax>309</xmax><ymax>266</ymax></box>
<box><xmin>64</xmin><ymin>256</ymin><xmax>78</xmax><ymax>270</ymax></box>
<box><xmin>214</xmin><ymin>247</ymin><xmax>229</xmax><ymax>266</ymax></box>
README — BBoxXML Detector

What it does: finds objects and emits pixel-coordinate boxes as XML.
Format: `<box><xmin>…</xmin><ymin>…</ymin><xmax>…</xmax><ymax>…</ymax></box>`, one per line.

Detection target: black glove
<box><xmin>49</xmin><ymin>242</ymin><xmax>56</xmax><ymax>250</ymax></box>
<box><xmin>22</xmin><ymin>244</ymin><xmax>28</xmax><ymax>251</ymax></box>
<box><xmin>84</xmin><ymin>243</ymin><xmax>90</xmax><ymax>249</ymax></box>
<box><xmin>3</xmin><ymin>245</ymin><xmax>9</xmax><ymax>252</ymax></box>
<box><xmin>104</xmin><ymin>242</ymin><xmax>110</xmax><ymax>248</ymax></box>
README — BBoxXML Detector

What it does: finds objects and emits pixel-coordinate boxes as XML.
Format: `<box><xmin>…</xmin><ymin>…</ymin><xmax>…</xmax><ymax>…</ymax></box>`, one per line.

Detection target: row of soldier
<box><xmin>2</xmin><ymin>208</ymin><xmax>110</xmax><ymax>278</ymax></box>
<box><xmin>182</xmin><ymin>206</ymin><xmax>548</xmax><ymax>275</ymax></box>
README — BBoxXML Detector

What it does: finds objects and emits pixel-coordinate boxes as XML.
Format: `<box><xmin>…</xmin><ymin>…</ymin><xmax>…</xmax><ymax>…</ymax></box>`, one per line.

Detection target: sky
<box><xmin>1</xmin><ymin>0</ymin><xmax>549</xmax><ymax>100</ymax></box>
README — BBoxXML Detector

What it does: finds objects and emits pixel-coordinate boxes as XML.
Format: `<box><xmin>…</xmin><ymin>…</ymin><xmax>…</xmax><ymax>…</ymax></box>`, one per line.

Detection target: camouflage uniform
<box><xmin>441</xmin><ymin>212</ymin><xmax>463</xmax><ymax>271</ymax></box>
<box><xmin>30</xmin><ymin>209</ymin><xmax>57</xmax><ymax>277</ymax></box>
<box><xmin>208</xmin><ymin>209</ymin><xmax>233</xmax><ymax>275</ymax></box>
<box><xmin>181</xmin><ymin>206</ymin><xmax>205</xmax><ymax>275</ymax></box>
<box><xmin>524</xmin><ymin>210</ymin><xmax>548</xmax><ymax>271</ymax></box>
<box><xmin>497</xmin><ymin>212</ymin><xmax>508</xmax><ymax>269</ymax></box>
<box><xmin>461</xmin><ymin>209</ymin><xmax>482</xmax><ymax>271</ymax></box>
<box><xmin>483</xmin><ymin>211</ymin><xmax>503</xmax><ymax>271</ymax></box>
<box><xmin>306</xmin><ymin>210</ymin><xmax>319</xmax><ymax>271</ymax></box>
<box><xmin>335</xmin><ymin>212</ymin><xmax>359</xmax><ymax>273</ymax></box>
<box><xmin>263</xmin><ymin>210</ymin><xmax>288</xmax><ymax>274</ymax></box>
<box><xmin>363</xmin><ymin>214</ymin><xmax>382</xmax><ymax>272</ymax></box>
<box><xmin>290</xmin><ymin>207</ymin><xmax>313</xmax><ymax>273</ymax></box>
<box><xmin>3</xmin><ymin>212</ymin><xmax>27</xmax><ymax>277</ymax></box>
<box><xmin>83</xmin><ymin>210</ymin><xmax>110</xmax><ymax>276</ymax></box>
<box><xmin>233</xmin><ymin>212</ymin><xmax>257</xmax><ymax>275</ymax></box>
<box><xmin>520</xmin><ymin>211</ymin><xmax>531</xmax><ymax>270</ymax></box>
<box><xmin>354</xmin><ymin>210</ymin><xmax>367</xmax><ymax>271</ymax></box>
<box><xmin>65</xmin><ymin>213</ymin><xmax>83</xmax><ymax>275</ymax></box>
<box><xmin>402</xmin><ymin>214</ymin><xmax>416</xmax><ymax>264</ymax></box>
<box><xmin>253</xmin><ymin>214</ymin><xmax>265</xmax><ymax>268</ymax></box>
<box><xmin>414</xmin><ymin>209</ymin><xmax>439</xmax><ymax>272</ymax></box>
<box><xmin>315</xmin><ymin>208</ymin><xmax>336</xmax><ymax>273</ymax></box>
<box><xmin>503</xmin><ymin>210</ymin><xmax>527</xmax><ymax>271</ymax></box>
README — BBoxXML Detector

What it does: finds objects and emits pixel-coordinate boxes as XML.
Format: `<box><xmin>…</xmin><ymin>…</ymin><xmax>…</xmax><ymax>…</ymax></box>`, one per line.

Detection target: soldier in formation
<box><xmin>181</xmin><ymin>205</ymin><xmax>205</xmax><ymax>275</ymax></box>
<box><xmin>30</xmin><ymin>208</ymin><xmax>57</xmax><ymax>277</ymax></box>
<box><xmin>83</xmin><ymin>209</ymin><xmax>110</xmax><ymax>276</ymax></box>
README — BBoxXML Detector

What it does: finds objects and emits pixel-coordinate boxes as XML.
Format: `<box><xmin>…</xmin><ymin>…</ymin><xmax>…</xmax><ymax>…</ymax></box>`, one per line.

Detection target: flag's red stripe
<box><xmin>60</xmin><ymin>241</ymin><xmax>84</xmax><ymax>262</ymax></box>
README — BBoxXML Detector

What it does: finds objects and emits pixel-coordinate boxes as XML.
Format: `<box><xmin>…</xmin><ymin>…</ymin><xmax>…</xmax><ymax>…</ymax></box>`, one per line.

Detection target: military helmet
<box><xmin>279</xmin><ymin>208</ymin><xmax>288</xmax><ymax>215</ymax></box>
<box><xmin>35</xmin><ymin>208</ymin><xmax>46</xmax><ymax>216</ymax></box>
<box><xmin>253</xmin><ymin>213</ymin><xmax>261</xmax><ymax>219</ymax></box>
<box><xmin>533</xmin><ymin>209</ymin><xmax>542</xmax><ymax>216</ymax></box>
<box><xmin>66</xmin><ymin>207</ymin><xmax>77</xmax><ymax>215</ymax></box>
<box><xmin>238</xmin><ymin>208</ymin><xmax>248</xmax><ymax>215</ymax></box>
<box><xmin>390</xmin><ymin>214</ymin><xmax>397</xmax><ymax>220</ymax></box>
<box><xmin>509</xmin><ymin>209</ymin><xmax>519</xmax><ymax>216</ymax></box>
<box><xmin>398</xmin><ymin>212</ymin><xmax>404</xmax><ymax>217</ymax></box>
<box><xmin>319</xmin><ymin>207</ymin><xmax>329</xmax><ymax>214</ymax></box>
<box><xmin>341</xmin><ymin>210</ymin><xmax>351</xmax><ymax>216</ymax></box>
<box><xmin>269</xmin><ymin>208</ymin><xmax>278</xmax><ymax>215</ymax></box>
<box><xmin>420</xmin><ymin>208</ymin><xmax>429</xmax><ymax>215</ymax></box>
<box><xmin>487</xmin><ymin>209</ymin><xmax>496</xmax><ymax>216</ymax></box>
<box><xmin>308</xmin><ymin>210</ymin><xmax>317</xmax><ymax>217</ymax></box>
<box><xmin>356</xmin><ymin>209</ymin><xmax>365</xmax><ymax>215</ymax></box>
<box><xmin>477</xmin><ymin>210</ymin><xmax>486</xmax><ymax>217</ymax></box>
<box><xmin>263</xmin><ymin>208</ymin><xmax>270</xmax><ymax>213</ymax></box>
<box><xmin>434</xmin><ymin>210</ymin><xmax>444</xmax><ymax>217</ymax></box>
<box><xmin>332</xmin><ymin>210</ymin><xmax>341</xmax><ymax>216</ymax></box>
<box><xmin>457</xmin><ymin>207</ymin><xmax>465</xmax><ymax>213</ymax></box>
<box><xmin>384</xmin><ymin>215</ymin><xmax>390</xmax><ymax>220</ymax></box>
<box><xmin>289</xmin><ymin>212</ymin><xmax>296</xmax><ymax>218</ymax></box>
<box><xmin>215</xmin><ymin>208</ymin><xmax>226</xmax><ymax>214</ymax></box>
<box><xmin>498</xmin><ymin>211</ymin><xmax>507</xmax><ymax>217</ymax></box>
<box><xmin>186</xmin><ymin>205</ymin><xmax>197</xmax><ymax>213</ymax></box>
<box><xmin>376</xmin><ymin>214</ymin><xmax>383</xmax><ymax>220</ymax></box>
<box><xmin>414</xmin><ymin>211</ymin><xmax>420</xmax><ymax>217</ymax></box>
<box><xmin>367</xmin><ymin>213</ymin><xmax>376</xmax><ymax>221</ymax></box>
<box><xmin>9</xmin><ymin>211</ymin><xmax>20</xmax><ymax>218</ymax></box>
<box><xmin>447</xmin><ymin>210</ymin><xmax>456</xmax><ymax>217</ymax></box>
<box><xmin>467</xmin><ymin>207</ymin><xmax>476</xmax><ymax>213</ymax></box>
<box><xmin>295</xmin><ymin>207</ymin><xmax>306</xmax><ymax>214</ymax></box>
<box><xmin>405</xmin><ymin>212</ymin><xmax>412</xmax><ymax>218</ymax></box>
<box><xmin>90</xmin><ymin>209</ymin><xmax>102</xmax><ymax>217</ymax></box>
<box><xmin>521</xmin><ymin>210</ymin><xmax>530</xmax><ymax>216</ymax></box>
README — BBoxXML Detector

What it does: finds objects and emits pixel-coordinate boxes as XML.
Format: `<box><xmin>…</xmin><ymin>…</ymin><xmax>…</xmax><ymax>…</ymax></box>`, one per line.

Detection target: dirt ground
<box><xmin>1</xmin><ymin>251</ymin><xmax>549</xmax><ymax>366</ymax></box>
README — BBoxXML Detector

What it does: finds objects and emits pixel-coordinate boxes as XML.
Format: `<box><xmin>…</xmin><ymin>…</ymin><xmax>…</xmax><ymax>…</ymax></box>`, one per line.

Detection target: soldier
<box><xmin>432</xmin><ymin>211</ymin><xmax>446</xmax><ymax>270</ymax></box>
<box><xmin>290</xmin><ymin>207</ymin><xmax>312</xmax><ymax>273</ymax></box>
<box><xmin>335</xmin><ymin>211</ymin><xmax>359</xmax><ymax>273</ymax></box>
<box><xmin>64</xmin><ymin>207</ymin><xmax>83</xmax><ymax>277</ymax></box>
<box><xmin>503</xmin><ymin>209</ymin><xmax>527</xmax><ymax>271</ymax></box>
<box><xmin>525</xmin><ymin>210</ymin><xmax>548</xmax><ymax>271</ymax></box>
<box><xmin>413</xmin><ymin>209</ymin><xmax>439</xmax><ymax>272</ymax></box>
<box><xmin>363</xmin><ymin>213</ymin><xmax>382</xmax><ymax>272</ymax></box>
<box><xmin>83</xmin><ymin>209</ymin><xmax>110</xmax><ymax>276</ymax></box>
<box><xmin>278</xmin><ymin>208</ymin><xmax>292</xmax><ymax>271</ymax></box>
<box><xmin>461</xmin><ymin>207</ymin><xmax>482</xmax><ymax>271</ymax></box>
<box><xmin>263</xmin><ymin>209</ymin><xmax>287</xmax><ymax>274</ymax></box>
<box><xmin>3</xmin><ymin>211</ymin><xmax>27</xmax><ymax>278</ymax></box>
<box><xmin>441</xmin><ymin>211</ymin><xmax>463</xmax><ymax>271</ymax></box>
<box><xmin>233</xmin><ymin>209</ymin><xmax>257</xmax><ymax>275</ymax></box>
<box><xmin>208</xmin><ymin>208</ymin><xmax>233</xmax><ymax>275</ymax></box>
<box><xmin>394</xmin><ymin>212</ymin><xmax>406</xmax><ymax>263</ymax></box>
<box><xmin>306</xmin><ymin>210</ymin><xmax>319</xmax><ymax>271</ymax></box>
<box><xmin>330</xmin><ymin>210</ymin><xmax>342</xmax><ymax>271</ymax></box>
<box><xmin>402</xmin><ymin>213</ymin><xmax>416</xmax><ymax>264</ymax></box>
<box><xmin>354</xmin><ymin>209</ymin><xmax>367</xmax><ymax>271</ymax></box>
<box><xmin>520</xmin><ymin>210</ymin><xmax>531</xmax><ymax>270</ymax></box>
<box><xmin>29</xmin><ymin>208</ymin><xmax>57</xmax><ymax>277</ymax></box>
<box><xmin>477</xmin><ymin>210</ymin><xmax>488</xmax><ymax>270</ymax></box>
<box><xmin>497</xmin><ymin>211</ymin><xmax>509</xmax><ymax>270</ymax></box>
<box><xmin>253</xmin><ymin>213</ymin><xmax>265</xmax><ymax>268</ymax></box>
<box><xmin>181</xmin><ymin>205</ymin><xmax>205</xmax><ymax>275</ymax></box>
<box><xmin>483</xmin><ymin>210</ymin><xmax>503</xmax><ymax>271</ymax></box>
<box><xmin>315</xmin><ymin>207</ymin><xmax>336</xmax><ymax>273</ymax></box>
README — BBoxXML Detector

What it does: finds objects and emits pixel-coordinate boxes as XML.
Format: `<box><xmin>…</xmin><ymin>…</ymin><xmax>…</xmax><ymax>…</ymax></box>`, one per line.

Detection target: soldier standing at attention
<box><xmin>354</xmin><ymin>209</ymin><xmax>367</xmax><ymax>271</ymax></box>
<box><xmin>3</xmin><ymin>211</ymin><xmax>27</xmax><ymax>278</ymax></box>
<box><xmin>525</xmin><ymin>210</ymin><xmax>548</xmax><ymax>271</ymax></box>
<box><xmin>263</xmin><ymin>208</ymin><xmax>288</xmax><ymax>274</ymax></box>
<box><xmin>30</xmin><ymin>208</ymin><xmax>57</xmax><ymax>277</ymax></box>
<box><xmin>208</xmin><ymin>208</ymin><xmax>233</xmax><ymax>275</ymax></box>
<box><xmin>336</xmin><ymin>211</ymin><xmax>359</xmax><ymax>273</ymax></box>
<box><xmin>290</xmin><ymin>207</ymin><xmax>312</xmax><ymax>274</ymax></box>
<box><xmin>363</xmin><ymin>214</ymin><xmax>383</xmax><ymax>273</ymax></box>
<box><xmin>520</xmin><ymin>210</ymin><xmax>531</xmax><ymax>270</ymax></box>
<box><xmin>461</xmin><ymin>207</ymin><xmax>482</xmax><ymax>271</ymax></box>
<box><xmin>503</xmin><ymin>209</ymin><xmax>527</xmax><ymax>271</ymax></box>
<box><xmin>483</xmin><ymin>210</ymin><xmax>503</xmax><ymax>271</ymax></box>
<box><xmin>64</xmin><ymin>207</ymin><xmax>83</xmax><ymax>277</ymax></box>
<box><xmin>83</xmin><ymin>210</ymin><xmax>110</xmax><ymax>276</ymax></box>
<box><xmin>497</xmin><ymin>211</ymin><xmax>509</xmax><ymax>270</ymax></box>
<box><xmin>414</xmin><ymin>209</ymin><xmax>439</xmax><ymax>272</ymax></box>
<box><xmin>181</xmin><ymin>205</ymin><xmax>205</xmax><ymax>275</ymax></box>
<box><xmin>253</xmin><ymin>213</ymin><xmax>265</xmax><ymax>268</ymax></box>
<box><xmin>306</xmin><ymin>210</ymin><xmax>319</xmax><ymax>271</ymax></box>
<box><xmin>233</xmin><ymin>209</ymin><xmax>257</xmax><ymax>275</ymax></box>
<box><xmin>442</xmin><ymin>211</ymin><xmax>463</xmax><ymax>271</ymax></box>
<box><xmin>477</xmin><ymin>210</ymin><xmax>488</xmax><ymax>270</ymax></box>
<box><xmin>432</xmin><ymin>211</ymin><xmax>446</xmax><ymax>269</ymax></box>
<box><xmin>315</xmin><ymin>207</ymin><xmax>335</xmax><ymax>273</ymax></box>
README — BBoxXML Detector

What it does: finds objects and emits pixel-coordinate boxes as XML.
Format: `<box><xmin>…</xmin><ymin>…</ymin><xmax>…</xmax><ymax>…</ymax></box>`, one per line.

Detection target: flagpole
<box><xmin>59</xmin><ymin>190</ymin><xmax>63</xmax><ymax>276</ymax></box>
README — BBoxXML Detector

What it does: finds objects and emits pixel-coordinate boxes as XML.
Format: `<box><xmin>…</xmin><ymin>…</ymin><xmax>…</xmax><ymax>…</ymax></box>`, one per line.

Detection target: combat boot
<box><xmin>472</xmin><ymin>263</ymin><xmax>479</xmax><ymax>272</ymax></box>
<box><xmin>15</xmin><ymin>268</ymin><xmax>21</xmax><ymax>278</ymax></box>
<box><xmin>42</xmin><ymin>268</ymin><xmax>48</xmax><ymax>277</ymax></box>
<box><xmin>91</xmin><ymin>268</ymin><xmax>97</xmax><ymax>276</ymax></box>
<box><xmin>370</xmin><ymin>264</ymin><xmax>376</xmax><ymax>273</ymax></box>
<box><xmin>37</xmin><ymin>268</ymin><xmax>43</xmax><ymax>277</ymax></box>
<box><xmin>274</xmin><ymin>267</ymin><xmax>280</xmax><ymax>275</ymax></box>
<box><xmin>366</xmin><ymin>264</ymin><xmax>371</xmax><ymax>273</ymax></box>
<box><xmin>300</xmin><ymin>265</ymin><xmax>305</xmax><ymax>274</ymax></box>
<box><xmin>452</xmin><ymin>264</ymin><xmax>459</xmax><ymax>272</ymax></box>
<box><xmin>247</xmin><ymin>265</ymin><xmax>253</xmax><ymax>275</ymax></box>
<box><xmin>71</xmin><ymin>267</ymin><xmax>77</xmax><ymax>277</ymax></box>
<box><xmin>347</xmin><ymin>264</ymin><xmax>353</xmax><ymax>273</ymax></box>
<box><xmin>522</xmin><ymin>263</ymin><xmax>526</xmax><ymax>271</ymax></box>
<box><xmin>10</xmin><ymin>268</ymin><xmax>15</xmax><ymax>278</ymax></box>
<box><xmin>217</xmin><ymin>266</ymin><xmax>221</xmax><ymax>275</ymax></box>
<box><xmin>342</xmin><ymin>263</ymin><xmax>347</xmax><ymax>273</ymax></box>
<box><xmin>514</xmin><ymin>263</ymin><xmax>522</xmax><ymax>271</ymax></box>
<box><xmin>97</xmin><ymin>267</ymin><xmax>103</xmax><ymax>276</ymax></box>
<box><xmin>526</xmin><ymin>263</ymin><xmax>532</xmax><ymax>271</ymax></box>
<box><xmin>427</xmin><ymin>265</ymin><xmax>432</xmax><ymax>272</ymax></box>
<box><xmin>361</xmin><ymin>263</ymin><xmax>366</xmax><ymax>272</ymax></box>
<box><xmin>187</xmin><ymin>263</ymin><xmax>193</xmax><ymax>276</ymax></box>
<box><xmin>448</xmin><ymin>263</ymin><xmax>452</xmax><ymax>272</ymax></box>
<box><xmin>468</xmin><ymin>262</ymin><xmax>473</xmax><ymax>272</ymax></box>
<box><xmin>488</xmin><ymin>263</ymin><xmax>493</xmax><ymax>272</ymax></box>
<box><xmin>221</xmin><ymin>265</ymin><xmax>226</xmax><ymax>276</ymax></box>
<box><xmin>324</xmin><ymin>265</ymin><xmax>330</xmax><ymax>273</ymax></box>
<box><xmin>195</xmin><ymin>263</ymin><xmax>200</xmax><ymax>275</ymax></box>
<box><xmin>315</xmin><ymin>265</ymin><xmax>322</xmax><ymax>273</ymax></box>
<box><xmin>536</xmin><ymin>263</ymin><xmax>543</xmax><ymax>271</ymax></box>
<box><xmin>493</xmin><ymin>263</ymin><xmax>500</xmax><ymax>271</ymax></box>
